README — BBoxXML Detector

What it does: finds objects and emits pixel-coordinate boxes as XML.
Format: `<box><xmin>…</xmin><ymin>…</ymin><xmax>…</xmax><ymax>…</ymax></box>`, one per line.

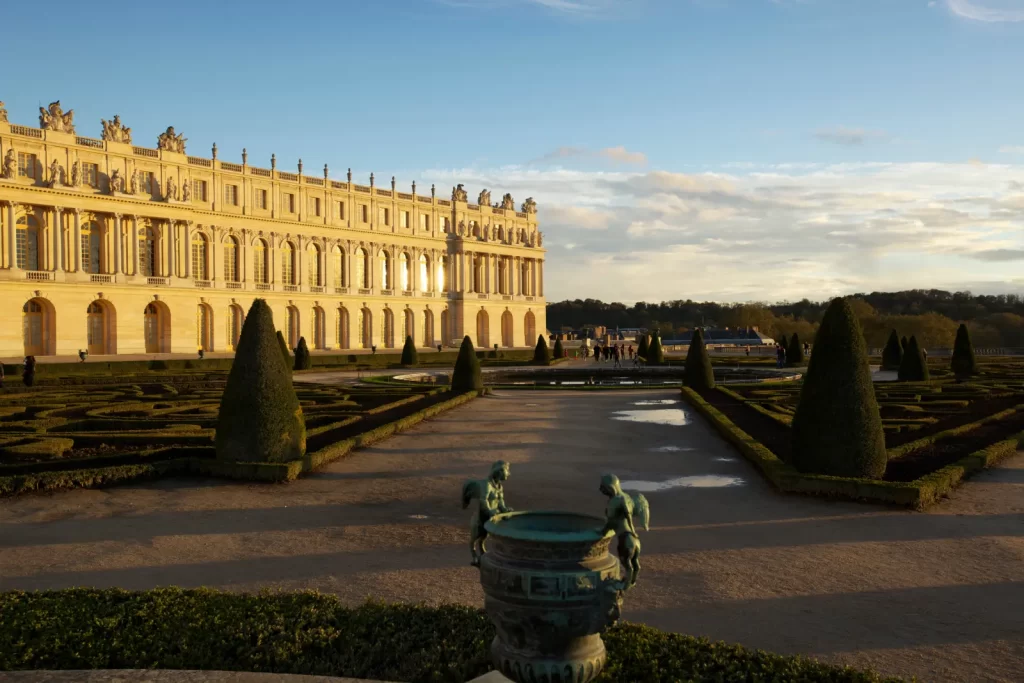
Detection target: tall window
<box><xmin>400</xmin><ymin>252</ymin><xmax>411</xmax><ymax>291</ymax></box>
<box><xmin>18</xmin><ymin>153</ymin><xmax>38</xmax><ymax>180</ymax></box>
<box><xmin>379</xmin><ymin>250</ymin><xmax>390</xmax><ymax>289</ymax></box>
<box><xmin>400</xmin><ymin>211</ymin><xmax>409</xmax><ymax>229</ymax></box>
<box><xmin>285</xmin><ymin>306</ymin><xmax>299</xmax><ymax>347</ymax></box>
<box><xmin>255</xmin><ymin>188</ymin><xmax>268</xmax><ymax>209</ymax></box>
<box><xmin>439</xmin><ymin>257</ymin><xmax>448</xmax><ymax>293</ymax></box>
<box><xmin>308</xmin><ymin>243</ymin><xmax>321</xmax><ymax>287</ymax></box>
<box><xmin>138</xmin><ymin>170</ymin><xmax>155</xmax><ymax>194</ymax></box>
<box><xmin>380</xmin><ymin>208</ymin><xmax>390</xmax><ymax>226</ymax></box>
<box><xmin>311</xmin><ymin>197</ymin><xmax>322</xmax><ymax>217</ymax></box>
<box><xmin>419</xmin><ymin>254</ymin><xmax>429</xmax><ymax>292</ymax></box>
<box><xmin>81</xmin><ymin>221</ymin><xmax>101</xmax><ymax>274</ymax></box>
<box><xmin>225</xmin><ymin>184</ymin><xmax>239</xmax><ymax>206</ymax></box>
<box><xmin>16</xmin><ymin>216</ymin><xmax>40</xmax><ymax>270</ymax></box>
<box><xmin>337</xmin><ymin>306</ymin><xmax>349</xmax><ymax>349</ymax></box>
<box><xmin>84</xmin><ymin>163</ymin><xmax>99</xmax><ymax>188</ymax></box>
<box><xmin>337</xmin><ymin>201</ymin><xmax>346</xmax><ymax>220</ymax></box>
<box><xmin>333</xmin><ymin>247</ymin><xmax>344</xmax><ymax>289</ymax></box>
<box><xmin>197</xmin><ymin>304</ymin><xmax>213</xmax><ymax>351</ymax></box>
<box><xmin>191</xmin><ymin>234</ymin><xmax>209</xmax><ymax>280</ymax></box>
<box><xmin>253</xmin><ymin>239</ymin><xmax>268</xmax><ymax>283</ymax></box>
<box><xmin>228</xmin><ymin>305</ymin><xmax>243</xmax><ymax>350</ymax></box>
<box><xmin>355</xmin><ymin>247</ymin><xmax>367</xmax><ymax>289</ymax></box>
<box><xmin>193</xmin><ymin>179</ymin><xmax>208</xmax><ymax>202</ymax></box>
<box><xmin>282</xmin><ymin>242</ymin><xmax>295</xmax><ymax>284</ymax></box>
<box><xmin>361</xmin><ymin>205</ymin><xmax>368</xmax><ymax>223</ymax></box>
<box><xmin>138</xmin><ymin>225</ymin><xmax>156</xmax><ymax>276</ymax></box>
<box><xmin>420</xmin><ymin>214</ymin><xmax>430</xmax><ymax>231</ymax></box>
<box><xmin>285</xmin><ymin>193</ymin><xmax>295</xmax><ymax>213</ymax></box>
<box><xmin>223</xmin><ymin>236</ymin><xmax>239</xmax><ymax>282</ymax></box>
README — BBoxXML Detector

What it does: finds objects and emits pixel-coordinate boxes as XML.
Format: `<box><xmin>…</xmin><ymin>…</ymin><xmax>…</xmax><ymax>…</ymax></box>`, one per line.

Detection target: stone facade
<box><xmin>0</xmin><ymin>102</ymin><xmax>545</xmax><ymax>357</ymax></box>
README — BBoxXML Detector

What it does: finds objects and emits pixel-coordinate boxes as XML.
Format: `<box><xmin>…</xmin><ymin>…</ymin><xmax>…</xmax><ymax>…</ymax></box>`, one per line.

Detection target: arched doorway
<box><xmin>404</xmin><ymin>308</ymin><xmax>414</xmax><ymax>344</ymax></box>
<box><xmin>476</xmin><ymin>309</ymin><xmax>490</xmax><ymax>348</ymax></box>
<box><xmin>197</xmin><ymin>304</ymin><xmax>213</xmax><ymax>352</ymax></box>
<box><xmin>423</xmin><ymin>309</ymin><xmax>434</xmax><ymax>348</ymax></box>
<box><xmin>23</xmin><ymin>298</ymin><xmax>55</xmax><ymax>356</ymax></box>
<box><xmin>312</xmin><ymin>306</ymin><xmax>326</xmax><ymax>350</ymax></box>
<box><xmin>86</xmin><ymin>300</ymin><xmax>116</xmax><ymax>355</ymax></box>
<box><xmin>524</xmin><ymin>311</ymin><xmax>536</xmax><ymax>347</ymax></box>
<box><xmin>285</xmin><ymin>305</ymin><xmax>300</xmax><ymax>348</ymax></box>
<box><xmin>144</xmin><ymin>301</ymin><xmax>171</xmax><ymax>353</ymax></box>
<box><xmin>441</xmin><ymin>308</ymin><xmax>451</xmax><ymax>347</ymax></box>
<box><xmin>227</xmin><ymin>304</ymin><xmax>243</xmax><ymax>350</ymax></box>
<box><xmin>382</xmin><ymin>308</ymin><xmax>395</xmax><ymax>348</ymax></box>
<box><xmin>337</xmin><ymin>306</ymin><xmax>350</xmax><ymax>349</ymax></box>
<box><xmin>501</xmin><ymin>310</ymin><xmax>514</xmax><ymax>348</ymax></box>
<box><xmin>358</xmin><ymin>307</ymin><xmax>372</xmax><ymax>349</ymax></box>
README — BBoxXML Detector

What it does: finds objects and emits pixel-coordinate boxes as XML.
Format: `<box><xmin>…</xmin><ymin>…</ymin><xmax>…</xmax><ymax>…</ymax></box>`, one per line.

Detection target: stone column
<box><xmin>210</xmin><ymin>226</ymin><xmax>218</xmax><ymax>281</ymax></box>
<box><xmin>183</xmin><ymin>222</ymin><xmax>192</xmax><ymax>279</ymax></box>
<box><xmin>6</xmin><ymin>202</ymin><xmax>16</xmax><ymax>271</ymax></box>
<box><xmin>242</xmin><ymin>233</ymin><xmax>251</xmax><ymax>284</ymax></box>
<box><xmin>111</xmin><ymin>214</ymin><xmax>121</xmax><ymax>276</ymax></box>
<box><xmin>72</xmin><ymin>210</ymin><xmax>82</xmax><ymax>272</ymax></box>
<box><xmin>52</xmin><ymin>208</ymin><xmax>64</xmax><ymax>272</ymax></box>
<box><xmin>166</xmin><ymin>221</ymin><xmax>176</xmax><ymax>278</ymax></box>
<box><xmin>297</xmin><ymin>236</ymin><xmax>304</xmax><ymax>288</ymax></box>
<box><xmin>270</xmin><ymin>234</ymin><xmax>276</xmax><ymax>284</ymax></box>
<box><xmin>130</xmin><ymin>216</ymin><xmax>139</xmax><ymax>276</ymax></box>
<box><xmin>539</xmin><ymin>259</ymin><xmax>544</xmax><ymax>297</ymax></box>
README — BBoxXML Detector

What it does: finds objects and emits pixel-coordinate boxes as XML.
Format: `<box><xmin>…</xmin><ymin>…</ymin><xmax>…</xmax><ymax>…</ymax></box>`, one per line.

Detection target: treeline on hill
<box><xmin>547</xmin><ymin>290</ymin><xmax>1024</xmax><ymax>349</ymax></box>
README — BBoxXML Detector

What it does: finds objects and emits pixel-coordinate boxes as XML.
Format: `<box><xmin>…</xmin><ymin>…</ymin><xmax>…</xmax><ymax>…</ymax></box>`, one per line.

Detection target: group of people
<box><xmin>579</xmin><ymin>343</ymin><xmax>639</xmax><ymax>368</ymax></box>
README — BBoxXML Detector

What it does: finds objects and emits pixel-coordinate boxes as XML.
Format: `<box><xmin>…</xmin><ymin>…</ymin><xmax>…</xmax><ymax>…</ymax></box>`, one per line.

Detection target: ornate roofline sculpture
<box><xmin>101</xmin><ymin>115</ymin><xmax>132</xmax><ymax>144</ymax></box>
<box><xmin>452</xmin><ymin>184</ymin><xmax>468</xmax><ymax>202</ymax></box>
<box><xmin>156</xmin><ymin>126</ymin><xmax>187</xmax><ymax>154</ymax></box>
<box><xmin>478</xmin><ymin>189</ymin><xmax>491</xmax><ymax>206</ymax></box>
<box><xmin>39</xmin><ymin>101</ymin><xmax>75</xmax><ymax>134</ymax></box>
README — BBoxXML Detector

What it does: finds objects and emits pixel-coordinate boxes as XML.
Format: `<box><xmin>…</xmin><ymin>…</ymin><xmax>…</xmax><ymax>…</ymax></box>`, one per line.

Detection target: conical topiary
<box><xmin>647</xmin><ymin>330</ymin><xmax>665</xmax><ymax>365</ymax></box>
<box><xmin>216</xmin><ymin>299</ymin><xmax>306</xmax><ymax>463</ymax></box>
<box><xmin>401</xmin><ymin>335</ymin><xmax>418</xmax><ymax>366</ymax></box>
<box><xmin>898</xmin><ymin>335</ymin><xmax>929</xmax><ymax>381</ymax></box>
<box><xmin>791</xmin><ymin>297</ymin><xmax>886</xmax><ymax>479</ymax></box>
<box><xmin>950</xmin><ymin>324</ymin><xmax>978</xmax><ymax>378</ymax></box>
<box><xmin>881</xmin><ymin>329</ymin><xmax>903</xmax><ymax>371</ymax></box>
<box><xmin>900</xmin><ymin>335</ymin><xmax>909</xmax><ymax>352</ymax></box>
<box><xmin>683</xmin><ymin>328</ymin><xmax>714</xmax><ymax>390</ymax></box>
<box><xmin>533</xmin><ymin>335</ymin><xmax>551</xmax><ymax>365</ymax></box>
<box><xmin>553</xmin><ymin>338</ymin><xmax>564</xmax><ymax>360</ymax></box>
<box><xmin>294</xmin><ymin>336</ymin><xmax>312</xmax><ymax>371</ymax></box>
<box><xmin>787</xmin><ymin>332</ymin><xmax>805</xmax><ymax>366</ymax></box>
<box><xmin>451</xmin><ymin>335</ymin><xmax>483</xmax><ymax>393</ymax></box>
<box><xmin>637</xmin><ymin>334</ymin><xmax>650</xmax><ymax>360</ymax></box>
<box><xmin>276</xmin><ymin>330</ymin><xmax>291</xmax><ymax>371</ymax></box>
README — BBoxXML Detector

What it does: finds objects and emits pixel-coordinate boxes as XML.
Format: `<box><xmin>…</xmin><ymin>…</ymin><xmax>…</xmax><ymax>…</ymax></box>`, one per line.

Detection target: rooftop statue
<box><xmin>39</xmin><ymin>101</ymin><xmax>76</xmax><ymax>134</ymax></box>
<box><xmin>101</xmin><ymin>115</ymin><xmax>132</xmax><ymax>144</ymax></box>
<box><xmin>521</xmin><ymin>197</ymin><xmax>537</xmax><ymax>214</ymax></box>
<box><xmin>0</xmin><ymin>101</ymin><xmax>7</xmax><ymax>123</ymax></box>
<box><xmin>501</xmin><ymin>193</ymin><xmax>515</xmax><ymax>210</ymax></box>
<box><xmin>462</xmin><ymin>460</ymin><xmax>513</xmax><ymax>566</ymax></box>
<box><xmin>478</xmin><ymin>189</ymin><xmax>491</xmax><ymax>206</ymax></box>
<box><xmin>157</xmin><ymin>126</ymin><xmax>187</xmax><ymax>154</ymax></box>
<box><xmin>452</xmin><ymin>184</ymin><xmax>468</xmax><ymax>202</ymax></box>
<box><xmin>599</xmin><ymin>473</ymin><xmax>649</xmax><ymax>590</ymax></box>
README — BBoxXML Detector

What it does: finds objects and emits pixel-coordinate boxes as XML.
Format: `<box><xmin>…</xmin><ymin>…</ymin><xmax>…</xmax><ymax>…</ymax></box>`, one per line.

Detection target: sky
<box><xmin>3</xmin><ymin>0</ymin><xmax>1024</xmax><ymax>304</ymax></box>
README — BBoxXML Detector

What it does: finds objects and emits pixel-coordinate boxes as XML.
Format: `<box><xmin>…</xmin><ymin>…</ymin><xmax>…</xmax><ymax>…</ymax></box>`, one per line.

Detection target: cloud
<box><xmin>434</xmin><ymin>0</ymin><xmax>617</xmax><ymax>14</ymax></box>
<box><xmin>531</xmin><ymin>145</ymin><xmax>648</xmax><ymax>166</ymax></box>
<box><xmin>945</xmin><ymin>0</ymin><xmax>1024</xmax><ymax>22</ymax></box>
<box><xmin>999</xmin><ymin>145</ymin><xmax>1024</xmax><ymax>154</ymax></box>
<box><xmin>814</xmin><ymin>126</ymin><xmax>890</xmax><ymax>146</ymax></box>
<box><xmin>415</xmin><ymin>160</ymin><xmax>1024</xmax><ymax>303</ymax></box>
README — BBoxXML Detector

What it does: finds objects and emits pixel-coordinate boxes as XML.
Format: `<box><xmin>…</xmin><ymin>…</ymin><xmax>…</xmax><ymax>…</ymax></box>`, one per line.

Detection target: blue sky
<box><xmin>4</xmin><ymin>0</ymin><xmax>1024</xmax><ymax>303</ymax></box>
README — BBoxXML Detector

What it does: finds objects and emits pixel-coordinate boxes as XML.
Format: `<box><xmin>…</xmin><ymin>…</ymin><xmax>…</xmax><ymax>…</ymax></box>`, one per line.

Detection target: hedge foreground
<box><xmin>0</xmin><ymin>588</ymin><xmax>904</xmax><ymax>683</ymax></box>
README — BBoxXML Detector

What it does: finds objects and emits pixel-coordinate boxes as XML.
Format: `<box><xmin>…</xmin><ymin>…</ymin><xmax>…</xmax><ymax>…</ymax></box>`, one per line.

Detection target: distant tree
<box><xmin>950</xmin><ymin>323</ymin><xmax>978</xmax><ymax>379</ymax></box>
<box><xmin>786</xmin><ymin>332</ymin><xmax>805</xmax><ymax>366</ymax></box>
<box><xmin>897</xmin><ymin>335</ymin><xmax>930</xmax><ymax>382</ymax></box>
<box><xmin>683</xmin><ymin>328</ymin><xmax>714</xmax><ymax>389</ymax></box>
<box><xmin>552</xmin><ymin>338</ymin><xmax>564</xmax><ymax>360</ymax></box>
<box><xmin>881</xmin><ymin>330</ymin><xmax>903</xmax><ymax>371</ymax></box>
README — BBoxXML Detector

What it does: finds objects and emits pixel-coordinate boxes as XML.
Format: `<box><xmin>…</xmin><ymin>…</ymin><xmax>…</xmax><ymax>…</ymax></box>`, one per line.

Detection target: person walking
<box><xmin>594</xmin><ymin>345</ymin><xmax>602</xmax><ymax>362</ymax></box>
<box><xmin>612</xmin><ymin>345</ymin><xmax>621</xmax><ymax>368</ymax></box>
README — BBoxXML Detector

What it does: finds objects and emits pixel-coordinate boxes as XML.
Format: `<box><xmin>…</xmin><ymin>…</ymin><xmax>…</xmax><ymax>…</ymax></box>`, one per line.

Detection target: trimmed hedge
<box><xmin>452</xmin><ymin>336</ymin><xmax>483</xmax><ymax>393</ymax></box>
<box><xmin>898</xmin><ymin>336</ymin><xmax>929</xmax><ymax>382</ymax></box>
<box><xmin>553</xmin><ymin>338</ymin><xmax>564</xmax><ymax>360</ymax></box>
<box><xmin>533</xmin><ymin>335</ymin><xmax>552</xmax><ymax>365</ymax></box>
<box><xmin>294</xmin><ymin>337</ymin><xmax>312</xmax><ymax>371</ymax></box>
<box><xmin>950</xmin><ymin>324</ymin><xmax>977</xmax><ymax>378</ymax></box>
<box><xmin>881</xmin><ymin>330</ymin><xmax>903</xmax><ymax>371</ymax></box>
<box><xmin>683</xmin><ymin>328</ymin><xmax>715</xmax><ymax>389</ymax></box>
<box><xmin>0</xmin><ymin>588</ymin><xmax>903</xmax><ymax>682</ymax></box>
<box><xmin>647</xmin><ymin>331</ymin><xmax>665</xmax><ymax>365</ymax></box>
<box><xmin>401</xmin><ymin>335</ymin><xmax>418</xmax><ymax>366</ymax></box>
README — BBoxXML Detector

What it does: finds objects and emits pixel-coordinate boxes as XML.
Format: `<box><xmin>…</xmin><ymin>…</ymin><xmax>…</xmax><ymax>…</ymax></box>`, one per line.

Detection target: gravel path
<box><xmin>1</xmin><ymin>389</ymin><xmax>1022</xmax><ymax>683</ymax></box>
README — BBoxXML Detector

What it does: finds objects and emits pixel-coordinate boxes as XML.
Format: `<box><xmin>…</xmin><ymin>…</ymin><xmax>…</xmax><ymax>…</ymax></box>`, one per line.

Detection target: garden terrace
<box><xmin>682</xmin><ymin>356</ymin><xmax>1024</xmax><ymax>506</ymax></box>
<box><xmin>0</xmin><ymin>378</ymin><xmax>472</xmax><ymax>495</ymax></box>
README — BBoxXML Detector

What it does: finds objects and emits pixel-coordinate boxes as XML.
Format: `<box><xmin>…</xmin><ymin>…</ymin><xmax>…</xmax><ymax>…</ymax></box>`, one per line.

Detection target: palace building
<box><xmin>0</xmin><ymin>100</ymin><xmax>546</xmax><ymax>358</ymax></box>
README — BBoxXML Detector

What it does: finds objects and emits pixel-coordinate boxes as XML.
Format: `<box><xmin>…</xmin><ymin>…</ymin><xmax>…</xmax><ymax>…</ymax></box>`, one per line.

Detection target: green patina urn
<box><xmin>479</xmin><ymin>511</ymin><xmax>624</xmax><ymax>683</ymax></box>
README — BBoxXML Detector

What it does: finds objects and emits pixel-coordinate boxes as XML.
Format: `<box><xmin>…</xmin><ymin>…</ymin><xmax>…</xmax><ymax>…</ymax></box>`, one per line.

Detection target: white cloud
<box><xmin>532</xmin><ymin>145</ymin><xmax>648</xmax><ymax>167</ymax></box>
<box><xmin>599</xmin><ymin>146</ymin><xmax>647</xmax><ymax>165</ymax></box>
<box><xmin>434</xmin><ymin>0</ymin><xmax>618</xmax><ymax>14</ymax></box>
<box><xmin>945</xmin><ymin>0</ymin><xmax>1024</xmax><ymax>22</ymax></box>
<box><xmin>999</xmin><ymin>145</ymin><xmax>1024</xmax><ymax>154</ymax></box>
<box><xmin>415</xmin><ymin>161</ymin><xmax>1024</xmax><ymax>303</ymax></box>
<box><xmin>814</xmin><ymin>126</ymin><xmax>890</xmax><ymax>146</ymax></box>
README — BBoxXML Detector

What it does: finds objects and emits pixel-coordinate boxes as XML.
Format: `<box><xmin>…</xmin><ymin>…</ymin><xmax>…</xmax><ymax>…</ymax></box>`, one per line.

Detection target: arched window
<box><xmin>355</xmin><ymin>247</ymin><xmax>368</xmax><ymax>289</ymax></box>
<box><xmin>285</xmin><ymin>305</ymin><xmax>299</xmax><ymax>347</ymax></box>
<box><xmin>439</xmin><ymin>257</ymin><xmax>448</xmax><ymax>293</ymax></box>
<box><xmin>524</xmin><ymin>311</ymin><xmax>536</xmax><ymax>347</ymax></box>
<box><xmin>87</xmin><ymin>300</ymin><xmax>115</xmax><ymax>355</ymax></box>
<box><xmin>404</xmin><ymin>308</ymin><xmax>414</xmax><ymax>342</ymax></box>
<box><xmin>501</xmin><ymin>310</ymin><xmax>514</xmax><ymax>348</ymax></box>
<box><xmin>358</xmin><ymin>307</ymin><xmax>371</xmax><ymax>349</ymax></box>
<box><xmin>227</xmin><ymin>304</ymin><xmax>243</xmax><ymax>350</ymax></box>
<box><xmin>23</xmin><ymin>298</ymin><xmax>52</xmax><ymax>355</ymax></box>
<box><xmin>379</xmin><ymin>249</ymin><xmax>391</xmax><ymax>290</ymax></box>
<box><xmin>476</xmin><ymin>309</ymin><xmax>490</xmax><ymax>348</ymax></box>
<box><xmin>282</xmin><ymin>241</ymin><xmax>295</xmax><ymax>285</ymax></box>
<box><xmin>192</xmin><ymin>233</ymin><xmax>209</xmax><ymax>280</ymax></box>
<box><xmin>16</xmin><ymin>215</ymin><xmax>41</xmax><ymax>271</ymax></box>
<box><xmin>400</xmin><ymin>252</ymin><xmax>411</xmax><ymax>291</ymax></box>
<box><xmin>312</xmin><ymin>306</ymin><xmax>325</xmax><ymax>349</ymax></box>
<box><xmin>337</xmin><ymin>306</ymin><xmax>350</xmax><ymax>349</ymax></box>
<box><xmin>197</xmin><ymin>304</ymin><xmax>213</xmax><ymax>351</ymax></box>
<box><xmin>81</xmin><ymin>221</ymin><xmax>102</xmax><ymax>274</ymax></box>
<box><xmin>223</xmin><ymin>236</ymin><xmax>239</xmax><ymax>283</ymax></box>
<box><xmin>308</xmin><ymin>243</ymin><xmax>322</xmax><ymax>287</ymax></box>
<box><xmin>422</xmin><ymin>309</ymin><xmax>434</xmax><ymax>348</ymax></box>
<box><xmin>419</xmin><ymin>254</ymin><xmax>430</xmax><ymax>292</ymax></box>
<box><xmin>382</xmin><ymin>308</ymin><xmax>395</xmax><ymax>348</ymax></box>
<box><xmin>138</xmin><ymin>224</ymin><xmax>157</xmax><ymax>276</ymax></box>
<box><xmin>441</xmin><ymin>308</ymin><xmax>451</xmax><ymax>347</ymax></box>
<box><xmin>144</xmin><ymin>302</ymin><xmax>170</xmax><ymax>353</ymax></box>
<box><xmin>333</xmin><ymin>246</ymin><xmax>344</xmax><ymax>289</ymax></box>
<box><xmin>253</xmin><ymin>239</ymin><xmax>268</xmax><ymax>283</ymax></box>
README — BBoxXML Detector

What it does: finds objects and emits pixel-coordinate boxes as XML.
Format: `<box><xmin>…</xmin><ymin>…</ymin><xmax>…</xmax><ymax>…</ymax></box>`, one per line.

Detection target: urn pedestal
<box><xmin>479</xmin><ymin>511</ymin><xmax>623</xmax><ymax>683</ymax></box>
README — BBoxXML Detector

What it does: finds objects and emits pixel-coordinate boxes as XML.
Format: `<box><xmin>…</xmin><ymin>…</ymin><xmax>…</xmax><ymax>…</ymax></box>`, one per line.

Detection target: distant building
<box><xmin>701</xmin><ymin>327</ymin><xmax>775</xmax><ymax>346</ymax></box>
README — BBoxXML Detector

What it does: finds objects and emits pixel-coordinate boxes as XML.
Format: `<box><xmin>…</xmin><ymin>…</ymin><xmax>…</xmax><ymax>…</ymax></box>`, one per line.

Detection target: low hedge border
<box><xmin>0</xmin><ymin>587</ymin><xmax>905</xmax><ymax>682</ymax></box>
<box><xmin>0</xmin><ymin>458</ymin><xmax>192</xmax><ymax>496</ymax></box>
<box><xmin>681</xmin><ymin>387</ymin><xmax>1022</xmax><ymax>509</ymax></box>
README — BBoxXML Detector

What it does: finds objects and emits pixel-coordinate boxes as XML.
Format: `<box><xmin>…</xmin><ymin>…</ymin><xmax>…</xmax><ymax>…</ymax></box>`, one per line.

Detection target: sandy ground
<box><xmin>1</xmin><ymin>389</ymin><xmax>1022</xmax><ymax>683</ymax></box>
